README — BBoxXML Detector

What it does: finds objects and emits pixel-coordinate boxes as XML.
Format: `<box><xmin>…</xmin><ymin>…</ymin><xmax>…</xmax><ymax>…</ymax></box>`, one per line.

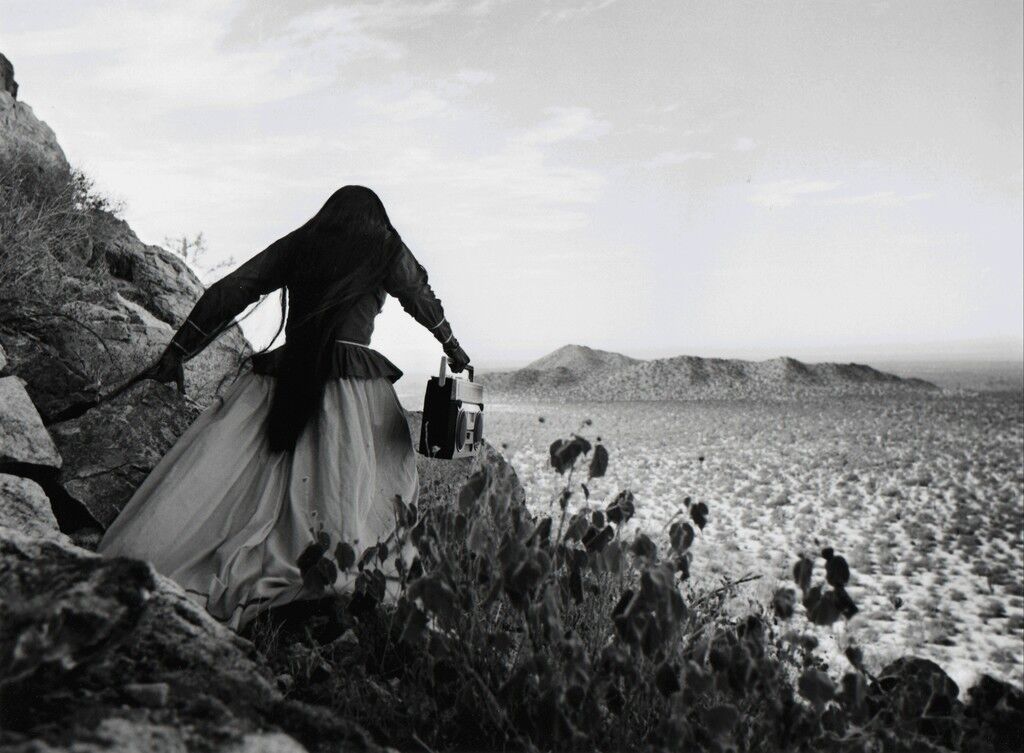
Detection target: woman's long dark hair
<box><xmin>265</xmin><ymin>185</ymin><xmax>397</xmax><ymax>452</ymax></box>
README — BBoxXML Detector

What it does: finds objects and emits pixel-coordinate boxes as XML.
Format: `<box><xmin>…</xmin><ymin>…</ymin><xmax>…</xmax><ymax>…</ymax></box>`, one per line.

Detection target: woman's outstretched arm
<box><xmin>382</xmin><ymin>234</ymin><xmax>470</xmax><ymax>371</ymax></box>
<box><xmin>140</xmin><ymin>229</ymin><xmax>298</xmax><ymax>390</ymax></box>
<box><xmin>165</xmin><ymin>229</ymin><xmax>298</xmax><ymax>361</ymax></box>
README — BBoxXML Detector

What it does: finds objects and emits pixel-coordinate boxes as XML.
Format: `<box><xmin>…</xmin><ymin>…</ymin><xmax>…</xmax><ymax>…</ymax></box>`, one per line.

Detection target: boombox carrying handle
<box><xmin>438</xmin><ymin>356</ymin><xmax>475</xmax><ymax>383</ymax></box>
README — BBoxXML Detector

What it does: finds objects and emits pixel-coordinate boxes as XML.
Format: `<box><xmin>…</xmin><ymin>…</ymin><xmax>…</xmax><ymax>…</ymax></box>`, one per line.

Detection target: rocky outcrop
<box><xmin>0</xmin><ymin>51</ymin><xmax>16</xmax><ymax>98</ymax></box>
<box><xmin>0</xmin><ymin>52</ymin><xmax>16</xmax><ymax>99</ymax></box>
<box><xmin>1</xmin><ymin>208</ymin><xmax>251</xmax><ymax>420</ymax></box>
<box><xmin>0</xmin><ymin>55</ymin><xmax>250</xmax><ymax>421</ymax></box>
<box><xmin>0</xmin><ymin>90</ymin><xmax>66</xmax><ymax>171</ymax></box>
<box><xmin>0</xmin><ymin>376</ymin><xmax>61</xmax><ymax>472</ymax></box>
<box><xmin>0</xmin><ymin>526</ymin><xmax>380</xmax><ymax>753</ymax></box>
<box><xmin>49</xmin><ymin>381</ymin><xmax>202</xmax><ymax>529</ymax></box>
<box><xmin>0</xmin><ymin>474</ymin><xmax>68</xmax><ymax>542</ymax></box>
<box><xmin>0</xmin><ymin>51</ymin><xmax>251</xmax><ymax>540</ymax></box>
<box><xmin>865</xmin><ymin>656</ymin><xmax>1024</xmax><ymax>751</ymax></box>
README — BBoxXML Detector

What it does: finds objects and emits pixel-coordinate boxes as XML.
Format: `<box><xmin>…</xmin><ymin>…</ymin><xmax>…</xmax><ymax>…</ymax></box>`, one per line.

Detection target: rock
<box><xmin>873</xmin><ymin>657</ymin><xmax>960</xmax><ymax>712</ymax></box>
<box><xmin>0</xmin><ymin>257</ymin><xmax>251</xmax><ymax>420</ymax></box>
<box><xmin>7</xmin><ymin>718</ymin><xmax>190</xmax><ymax>753</ymax></box>
<box><xmin>0</xmin><ymin>85</ymin><xmax>250</xmax><ymax>419</ymax></box>
<box><xmin>0</xmin><ymin>526</ymin><xmax>380</xmax><ymax>752</ymax></box>
<box><xmin>0</xmin><ymin>719</ymin><xmax>308</xmax><ymax>753</ymax></box>
<box><xmin>0</xmin><ymin>341</ymin><xmax>8</xmax><ymax>372</ymax></box>
<box><xmin>0</xmin><ymin>328</ymin><xmax>99</xmax><ymax>422</ymax></box>
<box><xmin>227</xmin><ymin>732</ymin><xmax>310</xmax><ymax>753</ymax></box>
<box><xmin>48</xmin><ymin>381</ymin><xmax>201</xmax><ymax>529</ymax></box>
<box><xmin>405</xmin><ymin>411</ymin><xmax>526</xmax><ymax>514</ymax></box>
<box><xmin>92</xmin><ymin>212</ymin><xmax>253</xmax><ymax>405</ymax></box>
<box><xmin>869</xmin><ymin>656</ymin><xmax>963</xmax><ymax>748</ymax></box>
<box><xmin>0</xmin><ymin>52</ymin><xmax>17</xmax><ymax>99</ymax></box>
<box><xmin>964</xmin><ymin>674</ymin><xmax>1024</xmax><ymax>752</ymax></box>
<box><xmin>0</xmin><ymin>376</ymin><xmax>61</xmax><ymax>471</ymax></box>
<box><xmin>68</xmin><ymin>527</ymin><xmax>104</xmax><ymax>551</ymax></box>
<box><xmin>0</xmin><ymin>473</ymin><xmax>67</xmax><ymax>541</ymax></box>
<box><xmin>122</xmin><ymin>681</ymin><xmax>170</xmax><ymax>708</ymax></box>
<box><xmin>0</xmin><ymin>90</ymin><xmax>67</xmax><ymax>171</ymax></box>
<box><xmin>96</xmin><ymin>214</ymin><xmax>207</xmax><ymax>326</ymax></box>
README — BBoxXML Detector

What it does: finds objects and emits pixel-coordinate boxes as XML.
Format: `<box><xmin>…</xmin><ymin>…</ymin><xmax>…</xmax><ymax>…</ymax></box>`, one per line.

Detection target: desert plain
<box><xmin>481</xmin><ymin>390</ymin><xmax>1023</xmax><ymax>693</ymax></box>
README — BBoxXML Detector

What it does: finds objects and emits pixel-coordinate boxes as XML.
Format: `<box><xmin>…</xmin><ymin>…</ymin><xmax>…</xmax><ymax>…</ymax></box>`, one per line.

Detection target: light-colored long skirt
<box><xmin>98</xmin><ymin>373</ymin><xmax>418</xmax><ymax>629</ymax></box>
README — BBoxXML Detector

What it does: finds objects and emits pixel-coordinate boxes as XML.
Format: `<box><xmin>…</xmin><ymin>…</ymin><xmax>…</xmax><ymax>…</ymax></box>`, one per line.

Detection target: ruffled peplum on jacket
<box><xmin>251</xmin><ymin>341</ymin><xmax>404</xmax><ymax>382</ymax></box>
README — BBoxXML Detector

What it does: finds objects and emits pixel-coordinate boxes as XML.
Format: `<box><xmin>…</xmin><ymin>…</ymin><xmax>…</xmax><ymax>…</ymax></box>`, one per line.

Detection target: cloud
<box><xmin>732</xmin><ymin>137</ymin><xmax>757</xmax><ymax>152</ymax></box>
<box><xmin>358</xmin><ymin>89</ymin><xmax>450</xmax><ymax>121</ymax></box>
<box><xmin>646</xmin><ymin>150</ymin><xmax>715</xmax><ymax>168</ymax></box>
<box><xmin>749</xmin><ymin>179</ymin><xmax>843</xmax><ymax>208</ymax></box>
<box><xmin>361</xmin><ymin>107</ymin><xmax>610</xmax><ymax>246</ymax></box>
<box><xmin>750</xmin><ymin>180</ymin><xmax>932</xmax><ymax>209</ymax></box>
<box><xmin>517</xmin><ymin>107</ymin><xmax>611</xmax><ymax>146</ymax></box>
<box><xmin>356</xmin><ymin>69</ymin><xmax>494</xmax><ymax>121</ymax></box>
<box><xmin>540</xmin><ymin>0</ymin><xmax>620</xmax><ymax>22</ymax></box>
<box><xmin>376</xmin><ymin>141</ymin><xmax>607</xmax><ymax>241</ymax></box>
<box><xmin>819</xmin><ymin>191</ymin><xmax>932</xmax><ymax>207</ymax></box>
<box><xmin>453</xmin><ymin>69</ymin><xmax>496</xmax><ymax>86</ymax></box>
<box><xmin>6</xmin><ymin>0</ymin><xmax>483</xmax><ymax>111</ymax></box>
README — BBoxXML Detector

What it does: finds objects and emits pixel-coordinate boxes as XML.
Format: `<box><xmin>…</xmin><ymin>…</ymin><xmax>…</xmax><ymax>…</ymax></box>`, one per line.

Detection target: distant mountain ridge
<box><xmin>479</xmin><ymin>345</ymin><xmax>938</xmax><ymax>401</ymax></box>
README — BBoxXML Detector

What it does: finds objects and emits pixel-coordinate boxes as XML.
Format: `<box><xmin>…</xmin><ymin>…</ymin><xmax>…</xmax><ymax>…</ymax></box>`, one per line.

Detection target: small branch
<box><xmin>690</xmin><ymin>572</ymin><xmax>762</xmax><ymax>610</ymax></box>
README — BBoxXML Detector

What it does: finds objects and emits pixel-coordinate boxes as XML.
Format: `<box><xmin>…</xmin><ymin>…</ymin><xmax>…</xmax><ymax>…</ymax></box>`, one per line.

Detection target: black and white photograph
<box><xmin>0</xmin><ymin>1</ymin><xmax>1021</xmax><ymax>751</ymax></box>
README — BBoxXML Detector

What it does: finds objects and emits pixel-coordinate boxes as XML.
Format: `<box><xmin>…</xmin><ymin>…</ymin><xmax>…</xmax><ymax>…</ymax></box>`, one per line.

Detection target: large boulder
<box><xmin>868</xmin><ymin>656</ymin><xmax>964</xmax><ymax>749</ymax></box>
<box><xmin>964</xmin><ymin>673</ymin><xmax>1024</xmax><ymax>752</ymax></box>
<box><xmin>48</xmin><ymin>381</ymin><xmax>202</xmax><ymax>529</ymax></box>
<box><xmin>0</xmin><ymin>474</ymin><xmax>67</xmax><ymax>541</ymax></box>
<box><xmin>0</xmin><ymin>526</ymin><xmax>380</xmax><ymax>752</ymax></box>
<box><xmin>0</xmin><ymin>90</ymin><xmax>66</xmax><ymax>171</ymax></box>
<box><xmin>0</xmin><ymin>52</ymin><xmax>16</xmax><ymax>99</ymax></box>
<box><xmin>0</xmin><ymin>376</ymin><xmax>61</xmax><ymax>472</ymax></box>
<box><xmin>0</xmin><ymin>211</ymin><xmax>251</xmax><ymax>420</ymax></box>
<box><xmin>91</xmin><ymin>211</ymin><xmax>253</xmax><ymax>404</ymax></box>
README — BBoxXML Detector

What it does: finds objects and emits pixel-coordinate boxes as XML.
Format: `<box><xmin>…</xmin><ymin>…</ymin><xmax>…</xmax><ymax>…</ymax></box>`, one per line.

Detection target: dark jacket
<box><xmin>167</xmin><ymin>228</ymin><xmax>457</xmax><ymax>382</ymax></box>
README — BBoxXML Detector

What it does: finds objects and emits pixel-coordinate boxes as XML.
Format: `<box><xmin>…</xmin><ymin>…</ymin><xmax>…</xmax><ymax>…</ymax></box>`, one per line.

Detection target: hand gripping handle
<box><xmin>439</xmin><ymin>356</ymin><xmax>474</xmax><ymax>382</ymax></box>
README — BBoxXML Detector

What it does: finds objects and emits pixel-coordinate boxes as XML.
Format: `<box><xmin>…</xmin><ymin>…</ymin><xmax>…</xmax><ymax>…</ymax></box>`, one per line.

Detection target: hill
<box><xmin>479</xmin><ymin>347</ymin><xmax>938</xmax><ymax>401</ymax></box>
<box><xmin>482</xmin><ymin>344</ymin><xmax>642</xmax><ymax>395</ymax></box>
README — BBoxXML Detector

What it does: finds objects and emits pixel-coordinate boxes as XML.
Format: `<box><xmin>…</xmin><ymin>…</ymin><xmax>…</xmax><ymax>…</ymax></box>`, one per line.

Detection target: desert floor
<box><xmin>484</xmin><ymin>392</ymin><xmax>1024</xmax><ymax>693</ymax></box>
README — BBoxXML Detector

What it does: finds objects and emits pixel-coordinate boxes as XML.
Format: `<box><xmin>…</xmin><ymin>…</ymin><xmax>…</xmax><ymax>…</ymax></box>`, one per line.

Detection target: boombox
<box><xmin>418</xmin><ymin>357</ymin><xmax>484</xmax><ymax>459</ymax></box>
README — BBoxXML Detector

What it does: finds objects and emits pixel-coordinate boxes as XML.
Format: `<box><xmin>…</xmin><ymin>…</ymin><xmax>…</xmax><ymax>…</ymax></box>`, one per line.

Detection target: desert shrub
<box><xmin>0</xmin><ymin>147</ymin><xmax>116</xmax><ymax>322</ymax></box>
<box><xmin>165</xmin><ymin>230</ymin><xmax>235</xmax><ymax>281</ymax></box>
<box><xmin>244</xmin><ymin>429</ymin><xmax>1020</xmax><ymax>752</ymax></box>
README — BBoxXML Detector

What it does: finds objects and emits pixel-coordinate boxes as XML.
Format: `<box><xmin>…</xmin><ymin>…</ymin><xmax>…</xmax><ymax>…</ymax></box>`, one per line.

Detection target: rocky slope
<box><xmin>0</xmin><ymin>58</ymin><xmax>251</xmax><ymax>528</ymax></box>
<box><xmin>0</xmin><ymin>54</ymin><xmax>527</xmax><ymax>752</ymax></box>
<box><xmin>481</xmin><ymin>346</ymin><xmax>938</xmax><ymax>401</ymax></box>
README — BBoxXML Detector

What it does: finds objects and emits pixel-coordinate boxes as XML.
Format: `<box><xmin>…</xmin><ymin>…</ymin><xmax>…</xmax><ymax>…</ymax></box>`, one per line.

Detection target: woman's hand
<box><xmin>140</xmin><ymin>347</ymin><xmax>186</xmax><ymax>394</ymax></box>
<box><xmin>445</xmin><ymin>342</ymin><xmax>471</xmax><ymax>373</ymax></box>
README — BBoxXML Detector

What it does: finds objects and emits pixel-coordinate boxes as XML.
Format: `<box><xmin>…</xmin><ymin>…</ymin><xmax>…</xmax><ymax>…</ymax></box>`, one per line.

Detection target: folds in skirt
<box><xmin>98</xmin><ymin>373</ymin><xmax>419</xmax><ymax>630</ymax></box>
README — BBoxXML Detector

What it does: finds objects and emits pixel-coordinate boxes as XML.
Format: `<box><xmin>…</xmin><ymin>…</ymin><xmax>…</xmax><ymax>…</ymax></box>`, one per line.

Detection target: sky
<box><xmin>2</xmin><ymin>0</ymin><xmax>1022</xmax><ymax>381</ymax></box>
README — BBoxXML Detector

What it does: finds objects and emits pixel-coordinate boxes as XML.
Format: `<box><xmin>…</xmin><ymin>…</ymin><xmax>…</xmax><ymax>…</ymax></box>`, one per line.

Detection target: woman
<box><xmin>99</xmin><ymin>186</ymin><xmax>470</xmax><ymax>629</ymax></box>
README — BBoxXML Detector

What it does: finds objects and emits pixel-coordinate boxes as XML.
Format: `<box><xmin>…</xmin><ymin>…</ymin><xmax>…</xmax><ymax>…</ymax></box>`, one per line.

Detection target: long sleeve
<box><xmin>382</xmin><ymin>235</ymin><xmax>458</xmax><ymax>350</ymax></box>
<box><xmin>168</xmin><ymin>230</ymin><xmax>297</xmax><ymax>360</ymax></box>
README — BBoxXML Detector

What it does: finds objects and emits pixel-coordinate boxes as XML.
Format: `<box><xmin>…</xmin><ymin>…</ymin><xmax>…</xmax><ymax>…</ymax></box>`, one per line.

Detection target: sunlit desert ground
<box><xmin>484</xmin><ymin>392</ymin><xmax>1024</xmax><ymax>692</ymax></box>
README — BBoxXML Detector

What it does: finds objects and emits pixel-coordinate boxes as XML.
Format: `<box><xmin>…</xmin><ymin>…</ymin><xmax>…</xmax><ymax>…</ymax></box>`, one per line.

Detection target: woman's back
<box><xmin>100</xmin><ymin>185</ymin><xmax>470</xmax><ymax>629</ymax></box>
